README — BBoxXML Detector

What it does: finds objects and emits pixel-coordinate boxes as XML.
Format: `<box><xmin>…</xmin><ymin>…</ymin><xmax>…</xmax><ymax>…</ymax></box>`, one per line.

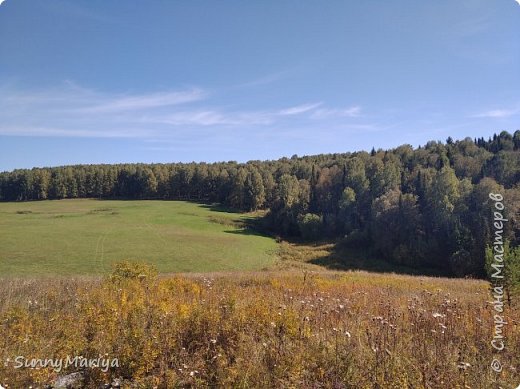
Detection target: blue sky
<box><xmin>0</xmin><ymin>0</ymin><xmax>519</xmax><ymax>171</ymax></box>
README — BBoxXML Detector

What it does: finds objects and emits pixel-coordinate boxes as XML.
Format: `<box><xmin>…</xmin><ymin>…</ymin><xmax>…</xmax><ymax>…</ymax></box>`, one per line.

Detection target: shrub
<box><xmin>297</xmin><ymin>213</ymin><xmax>323</xmax><ymax>241</ymax></box>
<box><xmin>108</xmin><ymin>260</ymin><xmax>157</xmax><ymax>284</ymax></box>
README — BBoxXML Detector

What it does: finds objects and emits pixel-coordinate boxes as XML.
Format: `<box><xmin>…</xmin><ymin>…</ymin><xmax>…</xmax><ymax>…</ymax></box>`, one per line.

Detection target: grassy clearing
<box><xmin>274</xmin><ymin>241</ymin><xmax>449</xmax><ymax>277</ymax></box>
<box><xmin>0</xmin><ymin>199</ymin><xmax>277</xmax><ymax>276</ymax></box>
<box><xmin>0</xmin><ymin>268</ymin><xmax>517</xmax><ymax>388</ymax></box>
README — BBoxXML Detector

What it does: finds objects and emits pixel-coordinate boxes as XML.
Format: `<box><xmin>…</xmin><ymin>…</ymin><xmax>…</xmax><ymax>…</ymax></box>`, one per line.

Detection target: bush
<box><xmin>109</xmin><ymin>260</ymin><xmax>157</xmax><ymax>284</ymax></box>
<box><xmin>297</xmin><ymin>213</ymin><xmax>323</xmax><ymax>241</ymax></box>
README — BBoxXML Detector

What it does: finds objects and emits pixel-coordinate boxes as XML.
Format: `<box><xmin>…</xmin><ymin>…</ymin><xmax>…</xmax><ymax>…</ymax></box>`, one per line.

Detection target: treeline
<box><xmin>1</xmin><ymin>131</ymin><xmax>519</xmax><ymax>276</ymax></box>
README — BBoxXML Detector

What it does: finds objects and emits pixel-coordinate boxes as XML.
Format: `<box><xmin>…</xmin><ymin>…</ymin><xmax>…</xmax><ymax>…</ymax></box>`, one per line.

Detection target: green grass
<box><xmin>0</xmin><ymin>199</ymin><xmax>278</xmax><ymax>276</ymax></box>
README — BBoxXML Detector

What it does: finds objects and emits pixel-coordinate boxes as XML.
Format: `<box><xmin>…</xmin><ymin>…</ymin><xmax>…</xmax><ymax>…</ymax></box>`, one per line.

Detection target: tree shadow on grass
<box><xmin>198</xmin><ymin>203</ymin><xmax>273</xmax><ymax>238</ymax></box>
<box><xmin>307</xmin><ymin>242</ymin><xmax>451</xmax><ymax>277</ymax></box>
<box><xmin>222</xmin><ymin>215</ymin><xmax>273</xmax><ymax>238</ymax></box>
<box><xmin>199</xmin><ymin>203</ymin><xmax>242</xmax><ymax>214</ymax></box>
<box><xmin>207</xmin><ymin>209</ymin><xmax>451</xmax><ymax>277</ymax></box>
<box><xmin>223</xmin><ymin>228</ymin><xmax>268</xmax><ymax>237</ymax></box>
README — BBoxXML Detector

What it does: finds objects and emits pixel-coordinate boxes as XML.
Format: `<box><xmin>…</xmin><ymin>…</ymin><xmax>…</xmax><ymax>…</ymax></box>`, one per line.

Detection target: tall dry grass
<box><xmin>0</xmin><ymin>264</ymin><xmax>518</xmax><ymax>388</ymax></box>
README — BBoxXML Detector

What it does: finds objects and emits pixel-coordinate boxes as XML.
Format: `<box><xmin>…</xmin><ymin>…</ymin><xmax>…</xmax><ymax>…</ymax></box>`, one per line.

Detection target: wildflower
<box><xmin>457</xmin><ymin>362</ymin><xmax>471</xmax><ymax>371</ymax></box>
<box><xmin>432</xmin><ymin>312</ymin><xmax>445</xmax><ymax>319</ymax></box>
<box><xmin>210</xmin><ymin>339</ymin><xmax>217</xmax><ymax>344</ymax></box>
<box><xmin>345</xmin><ymin>331</ymin><xmax>351</xmax><ymax>338</ymax></box>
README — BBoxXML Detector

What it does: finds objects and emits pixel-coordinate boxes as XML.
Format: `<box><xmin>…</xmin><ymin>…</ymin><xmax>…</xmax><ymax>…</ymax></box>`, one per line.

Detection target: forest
<box><xmin>1</xmin><ymin>130</ymin><xmax>519</xmax><ymax>278</ymax></box>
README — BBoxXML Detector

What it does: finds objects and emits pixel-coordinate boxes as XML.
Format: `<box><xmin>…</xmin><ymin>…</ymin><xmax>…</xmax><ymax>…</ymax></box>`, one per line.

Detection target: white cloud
<box><xmin>143</xmin><ymin>110</ymin><xmax>273</xmax><ymax>127</ymax></box>
<box><xmin>0</xmin><ymin>126</ymin><xmax>152</xmax><ymax>138</ymax></box>
<box><xmin>0</xmin><ymin>0</ymin><xmax>6</xmax><ymax>6</ymax></box>
<box><xmin>311</xmin><ymin>106</ymin><xmax>361</xmax><ymax>119</ymax></box>
<box><xmin>278</xmin><ymin>103</ymin><xmax>322</xmax><ymax>116</ymax></box>
<box><xmin>515</xmin><ymin>0</ymin><xmax>520</xmax><ymax>6</ymax></box>
<box><xmin>75</xmin><ymin>89</ymin><xmax>207</xmax><ymax>113</ymax></box>
<box><xmin>472</xmin><ymin>106</ymin><xmax>519</xmax><ymax>118</ymax></box>
<box><xmin>0</xmin><ymin>82</ymin><xmax>365</xmax><ymax>140</ymax></box>
<box><xmin>150</xmin><ymin>111</ymin><xmax>227</xmax><ymax>126</ymax></box>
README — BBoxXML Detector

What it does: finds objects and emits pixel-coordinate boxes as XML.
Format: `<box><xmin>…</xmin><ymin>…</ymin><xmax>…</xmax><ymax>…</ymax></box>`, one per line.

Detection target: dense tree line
<box><xmin>1</xmin><ymin>130</ymin><xmax>519</xmax><ymax>276</ymax></box>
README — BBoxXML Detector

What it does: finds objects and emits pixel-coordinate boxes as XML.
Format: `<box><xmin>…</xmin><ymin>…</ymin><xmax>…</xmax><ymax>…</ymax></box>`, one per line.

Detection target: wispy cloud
<box><xmin>0</xmin><ymin>82</ymin><xmax>366</xmax><ymax>141</ymax></box>
<box><xmin>472</xmin><ymin>106</ymin><xmax>520</xmax><ymax>118</ymax></box>
<box><xmin>0</xmin><ymin>125</ymin><xmax>153</xmax><ymax>138</ymax></box>
<box><xmin>143</xmin><ymin>110</ymin><xmax>274</xmax><ymax>127</ymax></box>
<box><xmin>0</xmin><ymin>84</ymin><xmax>207</xmax><ymax>138</ymax></box>
<box><xmin>311</xmin><ymin>106</ymin><xmax>361</xmax><ymax>119</ymax></box>
<box><xmin>279</xmin><ymin>103</ymin><xmax>322</xmax><ymax>116</ymax></box>
<box><xmin>144</xmin><ymin>103</ymin><xmax>326</xmax><ymax>127</ymax></box>
<box><xmin>75</xmin><ymin>89</ymin><xmax>206</xmax><ymax>113</ymax></box>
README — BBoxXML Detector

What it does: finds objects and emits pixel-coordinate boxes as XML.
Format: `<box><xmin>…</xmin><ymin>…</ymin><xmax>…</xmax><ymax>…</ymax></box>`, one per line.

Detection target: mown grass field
<box><xmin>0</xmin><ymin>199</ymin><xmax>277</xmax><ymax>276</ymax></box>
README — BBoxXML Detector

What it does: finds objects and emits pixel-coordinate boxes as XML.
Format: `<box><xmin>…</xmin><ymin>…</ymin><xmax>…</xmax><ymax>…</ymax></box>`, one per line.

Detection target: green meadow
<box><xmin>0</xmin><ymin>199</ymin><xmax>277</xmax><ymax>276</ymax></box>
